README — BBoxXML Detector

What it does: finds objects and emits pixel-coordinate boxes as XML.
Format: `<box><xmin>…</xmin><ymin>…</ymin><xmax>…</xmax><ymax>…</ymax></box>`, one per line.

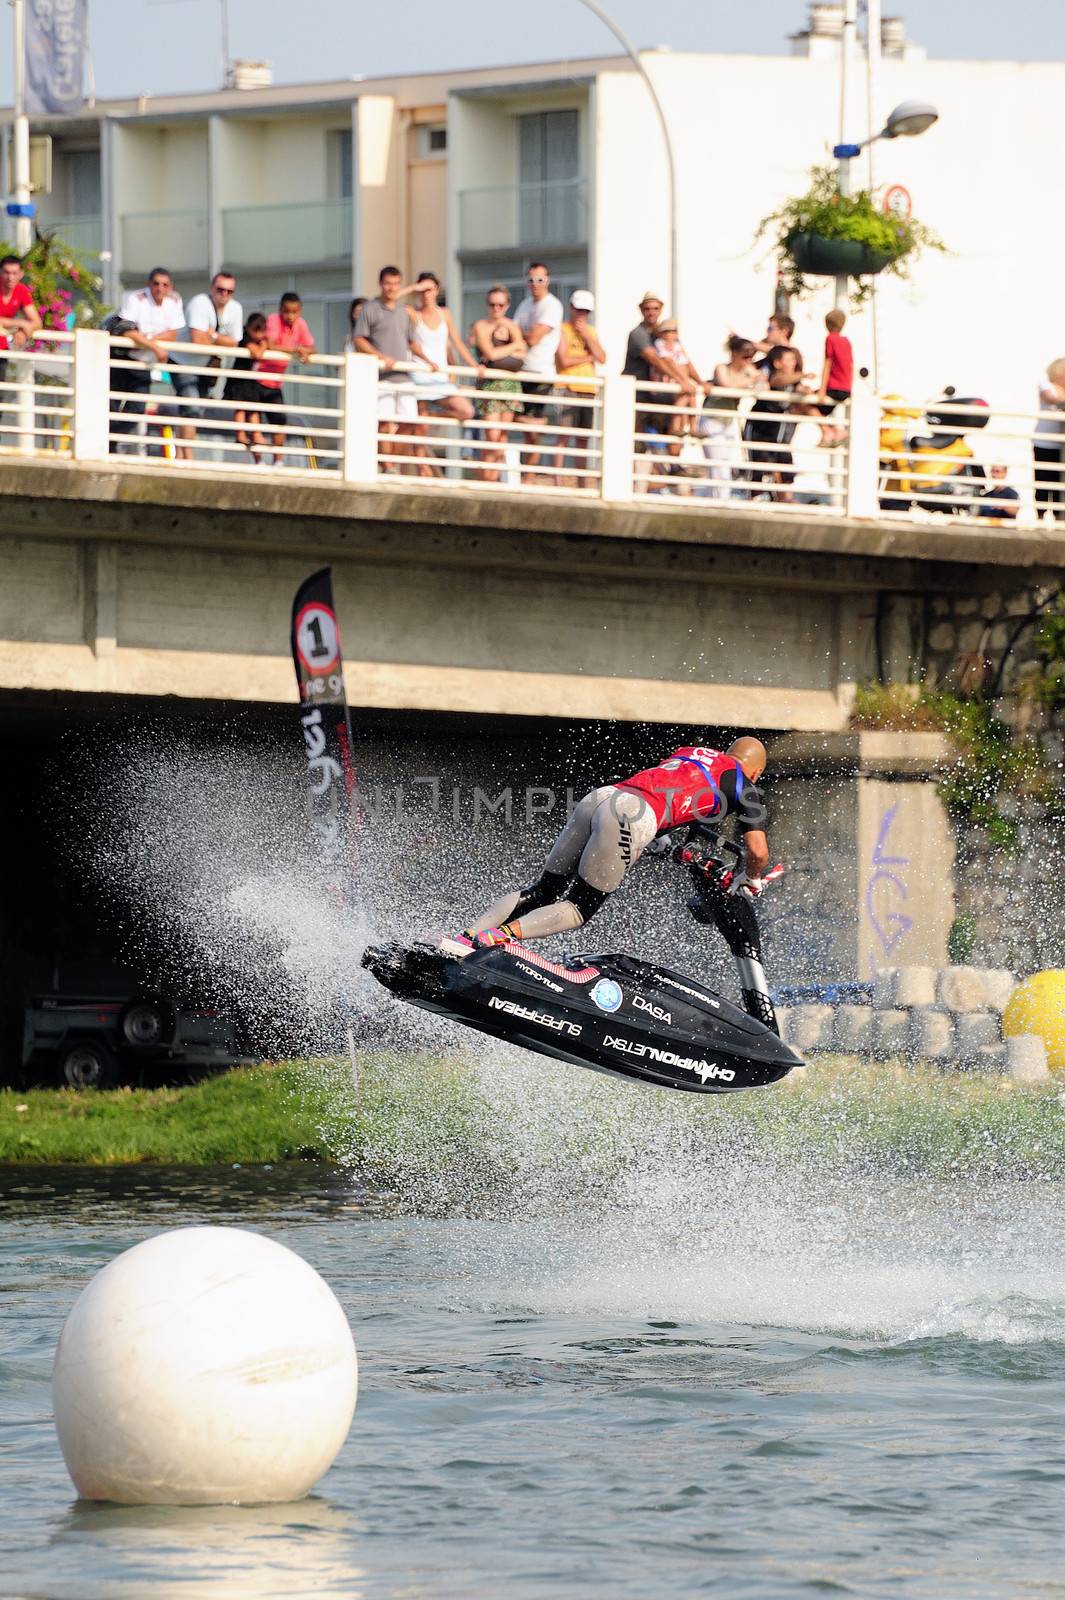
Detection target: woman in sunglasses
<box><xmin>468</xmin><ymin>285</ymin><xmax>527</xmax><ymax>483</ymax></box>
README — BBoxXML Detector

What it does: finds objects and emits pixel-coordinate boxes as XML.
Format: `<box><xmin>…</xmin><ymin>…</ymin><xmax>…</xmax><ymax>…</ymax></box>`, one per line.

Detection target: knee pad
<box><xmin>512</xmin><ymin>870</ymin><xmax>569</xmax><ymax>919</ymax></box>
<box><xmin>566</xmin><ymin>875</ymin><xmax>609</xmax><ymax>925</ymax></box>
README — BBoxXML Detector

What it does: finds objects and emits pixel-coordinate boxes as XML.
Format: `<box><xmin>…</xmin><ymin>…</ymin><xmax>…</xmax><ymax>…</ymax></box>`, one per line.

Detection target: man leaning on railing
<box><xmin>353</xmin><ymin>265</ymin><xmax>423</xmax><ymax>475</ymax></box>
<box><xmin>111</xmin><ymin>267</ymin><xmax>183</xmax><ymax>456</ymax></box>
<box><xmin>182</xmin><ymin>273</ymin><xmax>243</xmax><ymax>403</ymax></box>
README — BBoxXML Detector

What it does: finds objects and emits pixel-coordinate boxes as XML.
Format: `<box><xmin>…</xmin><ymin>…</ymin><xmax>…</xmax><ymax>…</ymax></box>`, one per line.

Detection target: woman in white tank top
<box><xmin>408</xmin><ymin>272</ymin><xmax>483</xmax><ymax>476</ymax></box>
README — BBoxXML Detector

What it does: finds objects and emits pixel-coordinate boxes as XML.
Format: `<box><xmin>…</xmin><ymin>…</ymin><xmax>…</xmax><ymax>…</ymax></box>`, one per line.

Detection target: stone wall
<box><xmin>923</xmin><ymin>578</ymin><xmax>1065</xmax><ymax>975</ymax></box>
<box><xmin>777</xmin><ymin>964</ymin><xmax>1050</xmax><ymax>1081</ymax></box>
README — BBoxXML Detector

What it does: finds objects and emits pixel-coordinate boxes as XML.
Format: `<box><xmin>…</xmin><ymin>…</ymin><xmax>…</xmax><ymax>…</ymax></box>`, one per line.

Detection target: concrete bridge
<box><xmin>1</xmin><ymin>457</ymin><xmax>1062</xmax><ymax>731</ymax></box>
<box><xmin>2</xmin><ymin>455</ymin><xmax>1062</xmax><ymax>998</ymax></box>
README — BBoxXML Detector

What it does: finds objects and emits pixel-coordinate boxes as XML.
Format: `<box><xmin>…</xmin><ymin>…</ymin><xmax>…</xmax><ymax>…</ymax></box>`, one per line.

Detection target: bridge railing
<box><xmin>104</xmin><ymin>334</ymin><xmax>344</xmax><ymax>472</ymax></box>
<box><xmin>876</xmin><ymin>395</ymin><xmax>1064</xmax><ymax>524</ymax></box>
<box><xmin>632</xmin><ymin>380</ymin><xmax>849</xmax><ymax>512</ymax></box>
<box><xmin>14</xmin><ymin>331</ymin><xmax>1062</xmax><ymax>533</ymax></box>
<box><xmin>370</xmin><ymin>360</ymin><xmax>604</xmax><ymax>493</ymax></box>
<box><xmin>0</xmin><ymin>328</ymin><xmax>75</xmax><ymax>458</ymax></box>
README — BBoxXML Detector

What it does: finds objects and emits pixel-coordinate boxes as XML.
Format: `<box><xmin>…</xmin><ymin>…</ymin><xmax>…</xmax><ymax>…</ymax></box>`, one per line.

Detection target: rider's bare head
<box><xmin>727</xmin><ymin>736</ymin><xmax>767</xmax><ymax>782</ymax></box>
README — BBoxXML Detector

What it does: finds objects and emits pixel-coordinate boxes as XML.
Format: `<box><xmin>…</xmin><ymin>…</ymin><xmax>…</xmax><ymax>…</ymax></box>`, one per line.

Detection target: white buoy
<box><xmin>52</xmin><ymin>1225</ymin><xmax>358</xmax><ymax>1505</ymax></box>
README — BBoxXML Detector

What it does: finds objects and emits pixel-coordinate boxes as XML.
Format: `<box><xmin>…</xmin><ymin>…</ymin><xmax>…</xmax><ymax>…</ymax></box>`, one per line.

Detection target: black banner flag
<box><xmin>291</xmin><ymin>567</ymin><xmax>358</xmax><ymax>897</ymax></box>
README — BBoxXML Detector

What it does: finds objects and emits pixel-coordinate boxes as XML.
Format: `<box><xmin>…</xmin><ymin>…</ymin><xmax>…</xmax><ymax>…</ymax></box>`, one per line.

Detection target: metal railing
<box><xmin>7</xmin><ymin>331</ymin><xmax>1065</xmax><ymax>541</ymax></box>
<box><xmin>103</xmin><ymin>335</ymin><xmax>343</xmax><ymax>473</ymax></box>
<box><xmin>369</xmin><ymin>359</ymin><xmax>604</xmax><ymax>493</ymax></box>
<box><xmin>877</xmin><ymin>395</ymin><xmax>1064</xmax><ymax>525</ymax></box>
<box><xmin>457</xmin><ymin>178</ymin><xmax>589</xmax><ymax>254</ymax></box>
<box><xmin>0</xmin><ymin>329</ymin><xmax>74</xmax><ymax>457</ymax></box>
<box><xmin>633</xmin><ymin>381</ymin><xmax>849</xmax><ymax>511</ymax></box>
<box><xmin>44</xmin><ymin>213</ymin><xmax>103</xmax><ymax>255</ymax></box>
<box><xmin>121</xmin><ymin>210</ymin><xmax>210</xmax><ymax>277</ymax></box>
<box><xmin>221</xmin><ymin>199</ymin><xmax>353</xmax><ymax>269</ymax></box>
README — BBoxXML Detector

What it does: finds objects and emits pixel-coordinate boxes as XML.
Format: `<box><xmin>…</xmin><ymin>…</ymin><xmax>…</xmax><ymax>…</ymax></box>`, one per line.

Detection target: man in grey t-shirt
<box><xmin>353</xmin><ymin>264</ymin><xmax>426</xmax><ymax>468</ymax></box>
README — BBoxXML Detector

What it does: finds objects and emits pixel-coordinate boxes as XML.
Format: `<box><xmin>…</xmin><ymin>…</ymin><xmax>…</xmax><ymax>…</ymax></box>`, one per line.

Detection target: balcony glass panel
<box><xmin>122</xmin><ymin>210</ymin><xmax>208</xmax><ymax>276</ymax></box>
<box><xmin>222</xmin><ymin>199</ymin><xmax>353</xmax><ymax>269</ymax></box>
<box><xmin>458</xmin><ymin>178</ymin><xmax>588</xmax><ymax>254</ymax></box>
<box><xmin>47</xmin><ymin>214</ymin><xmax>102</xmax><ymax>255</ymax></box>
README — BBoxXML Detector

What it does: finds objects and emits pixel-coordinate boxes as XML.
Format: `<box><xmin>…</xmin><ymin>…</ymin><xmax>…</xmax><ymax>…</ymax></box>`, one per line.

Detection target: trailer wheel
<box><xmin>120</xmin><ymin>996</ymin><xmax>174</xmax><ymax>1049</ymax></box>
<box><xmin>59</xmin><ymin>1040</ymin><xmax>118</xmax><ymax>1091</ymax></box>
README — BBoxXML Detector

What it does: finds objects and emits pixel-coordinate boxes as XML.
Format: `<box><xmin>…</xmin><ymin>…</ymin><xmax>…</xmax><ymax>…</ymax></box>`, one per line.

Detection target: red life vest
<box><xmin>617</xmin><ymin>746</ymin><xmax>739</xmax><ymax>830</ymax></box>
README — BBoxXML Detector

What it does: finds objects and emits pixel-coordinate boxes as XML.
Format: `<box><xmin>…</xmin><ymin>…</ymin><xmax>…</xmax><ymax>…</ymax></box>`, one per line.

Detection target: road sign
<box><xmin>883</xmin><ymin>184</ymin><xmax>912</xmax><ymax>222</ymax></box>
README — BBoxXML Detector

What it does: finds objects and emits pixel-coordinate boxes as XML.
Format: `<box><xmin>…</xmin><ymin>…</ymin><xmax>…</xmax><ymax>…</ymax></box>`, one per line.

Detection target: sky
<box><xmin>0</xmin><ymin>0</ymin><xmax>1062</xmax><ymax>103</ymax></box>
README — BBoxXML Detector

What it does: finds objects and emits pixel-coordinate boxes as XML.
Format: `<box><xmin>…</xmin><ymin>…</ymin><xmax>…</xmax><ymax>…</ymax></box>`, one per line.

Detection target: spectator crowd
<box><xmin>0</xmin><ymin>244</ymin><xmax>1061</xmax><ymax>522</ymax></box>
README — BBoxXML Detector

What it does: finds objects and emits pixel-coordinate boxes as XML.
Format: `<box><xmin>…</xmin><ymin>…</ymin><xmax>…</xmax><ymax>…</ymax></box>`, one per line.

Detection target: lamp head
<box><xmin>882</xmin><ymin>99</ymin><xmax>939</xmax><ymax>139</ymax></box>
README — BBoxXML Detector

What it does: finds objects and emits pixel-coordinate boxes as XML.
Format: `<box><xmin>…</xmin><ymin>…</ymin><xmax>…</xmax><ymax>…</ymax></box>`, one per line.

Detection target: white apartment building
<box><xmin>2</xmin><ymin>8</ymin><xmax>1062</xmax><ymax>410</ymax></box>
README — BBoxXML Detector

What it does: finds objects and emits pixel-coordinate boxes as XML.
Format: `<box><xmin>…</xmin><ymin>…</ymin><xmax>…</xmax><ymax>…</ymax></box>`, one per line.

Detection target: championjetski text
<box><xmin>603</xmin><ymin>1035</ymin><xmax>736</xmax><ymax>1084</ymax></box>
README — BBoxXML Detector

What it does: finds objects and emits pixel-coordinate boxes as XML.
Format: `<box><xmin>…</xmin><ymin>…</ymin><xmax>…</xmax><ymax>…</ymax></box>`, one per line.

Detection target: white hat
<box><xmin>570</xmin><ymin>289</ymin><xmax>594</xmax><ymax>311</ymax></box>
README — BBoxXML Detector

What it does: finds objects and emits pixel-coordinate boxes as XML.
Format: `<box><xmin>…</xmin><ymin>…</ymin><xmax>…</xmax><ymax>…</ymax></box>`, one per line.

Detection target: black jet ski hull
<box><xmin>361</xmin><ymin>940</ymin><xmax>802</xmax><ymax>1093</ymax></box>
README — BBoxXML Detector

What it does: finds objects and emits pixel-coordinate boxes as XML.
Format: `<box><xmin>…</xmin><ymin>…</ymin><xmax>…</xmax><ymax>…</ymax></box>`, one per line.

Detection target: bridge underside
<box><xmin>0</xmin><ymin>460</ymin><xmax>1058</xmax><ymax>731</ymax></box>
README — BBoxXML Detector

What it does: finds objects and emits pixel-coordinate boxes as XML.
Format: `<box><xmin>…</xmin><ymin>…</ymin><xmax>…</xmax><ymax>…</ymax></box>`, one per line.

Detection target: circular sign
<box><xmin>883</xmin><ymin>184</ymin><xmax>912</xmax><ymax>222</ymax></box>
<box><xmin>295</xmin><ymin>602</ymin><xmax>341</xmax><ymax>676</ymax></box>
<box><xmin>591</xmin><ymin>978</ymin><xmax>623</xmax><ymax>1013</ymax></box>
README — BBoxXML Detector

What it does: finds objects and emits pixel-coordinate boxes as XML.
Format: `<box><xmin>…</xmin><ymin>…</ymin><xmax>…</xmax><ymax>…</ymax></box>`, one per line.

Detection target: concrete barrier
<box><xmin>780</xmin><ymin>964</ymin><xmax>1051</xmax><ymax>1078</ymax></box>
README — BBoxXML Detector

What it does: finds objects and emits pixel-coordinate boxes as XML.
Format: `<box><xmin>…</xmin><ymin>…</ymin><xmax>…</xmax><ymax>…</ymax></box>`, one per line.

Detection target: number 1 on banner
<box><xmin>295</xmin><ymin>603</ymin><xmax>341</xmax><ymax>676</ymax></box>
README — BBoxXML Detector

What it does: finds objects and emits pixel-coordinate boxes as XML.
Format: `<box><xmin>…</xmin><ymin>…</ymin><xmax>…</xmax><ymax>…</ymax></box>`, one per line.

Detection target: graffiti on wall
<box><xmin>865</xmin><ymin>802</ymin><xmax>913</xmax><ymax>973</ymax></box>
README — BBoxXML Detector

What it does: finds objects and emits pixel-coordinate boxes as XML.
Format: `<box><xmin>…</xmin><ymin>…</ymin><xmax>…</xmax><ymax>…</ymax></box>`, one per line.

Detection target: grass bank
<box><xmin>1</xmin><ymin>1056</ymin><xmax>1065</xmax><ymax>1178</ymax></box>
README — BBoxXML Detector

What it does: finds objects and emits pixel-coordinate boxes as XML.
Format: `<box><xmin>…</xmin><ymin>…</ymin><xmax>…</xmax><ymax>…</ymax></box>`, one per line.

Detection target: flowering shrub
<box><xmin>0</xmin><ymin>228</ymin><xmax>109</xmax><ymax>347</ymax></box>
<box><xmin>755</xmin><ymin>165</ymin><xmax>945</xmax><ymax>308</ymax></box>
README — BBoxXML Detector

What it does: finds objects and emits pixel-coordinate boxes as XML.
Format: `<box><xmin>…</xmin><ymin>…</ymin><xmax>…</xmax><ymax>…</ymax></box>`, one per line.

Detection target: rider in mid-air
<box><xmin>447</xmin><ymin>737</ymin><xmax>780</xmax><ymax>1033</ymax></box>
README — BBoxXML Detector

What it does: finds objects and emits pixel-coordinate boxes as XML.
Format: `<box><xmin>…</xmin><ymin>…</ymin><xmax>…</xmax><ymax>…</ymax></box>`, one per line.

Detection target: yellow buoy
<box><xmin>1002</xmin><ymin>970</ymin><xmax>1065</xmax><ymax>1073</ymax></box>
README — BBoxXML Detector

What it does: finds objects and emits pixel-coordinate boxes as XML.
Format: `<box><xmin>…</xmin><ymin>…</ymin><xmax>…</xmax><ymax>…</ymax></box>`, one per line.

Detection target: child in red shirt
<box><xmin>818</xmin><ymin>308</ymin><xmax>853</xmax><ymax>442</ymax></box>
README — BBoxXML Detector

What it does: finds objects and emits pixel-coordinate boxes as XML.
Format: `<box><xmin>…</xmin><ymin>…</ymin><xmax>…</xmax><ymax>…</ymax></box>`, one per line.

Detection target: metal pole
<box><xmin>11</xmin><ymin>0</ymin><xmax>32</xmax><ymax>255</ymax></box>
<box><xmin>835</xmin><ymin>0</ymin><xmax>858</xmax><ymax>311</ymax></box>
<box><xmin>576</xmin><ymin>0</ymin><xmax>679</xmax><ymax>320</ymax></box>
<box><xmin>220</xmin><ymin>0</ymin><xmax>230</xmax><ymax>88</ymax></box>
<box><xmin>864</xmin><ymin>0</ymin><xmax>882</xmax><ymax>385</ymax></box>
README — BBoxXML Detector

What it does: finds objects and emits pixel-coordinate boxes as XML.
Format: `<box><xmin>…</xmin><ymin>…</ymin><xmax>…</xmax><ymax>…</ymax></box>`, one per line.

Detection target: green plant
<box><xmin>1029</xmin><ymin>592</ymin><xmax>1065</xmax><ymax>714</ymax></box>
<box><xmin>2</xmin><ymin>227</ymin><xmax>109</xmax><ymax>342</ymax></box>
<box><xmin>755</xmin><ymin>165</ymin><xmax>946</xmax><ymax>307</ymax></box>
<box><xmin>851</xmin><ymin>682</ymin><xmax>1052</xmax><ymax>850</ymax></box>
<box><xmin>948</xmin><ymin>914</ymin><xmax>977</xmax><ymax>964</ymax></box>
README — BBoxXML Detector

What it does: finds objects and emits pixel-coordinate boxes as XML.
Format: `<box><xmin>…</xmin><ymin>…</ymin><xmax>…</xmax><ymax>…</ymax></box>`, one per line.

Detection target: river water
<box><xmin>3</xmin><ymin>1140</ymin><xmax>1065</xmax><ymax>1600</ymax></box>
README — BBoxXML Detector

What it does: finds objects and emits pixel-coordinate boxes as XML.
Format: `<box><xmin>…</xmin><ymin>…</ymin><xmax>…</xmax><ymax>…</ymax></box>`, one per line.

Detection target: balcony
<box><xmin>457</xmin><ymin>178</ymin><xmax>589</xmax><ymax>256</ymax></box>
<box><xmin>222</xmin><ymin>199</ymin><xmax>353</xmax><ymax>270</ymax></box>
<box><xmin>122</xmin><ymin>210</ymin><xmax>209</xmax><ymax>277</ymax></box>
<box><xmin>46</xmin><ymin>214</ymin><xmax>103</xmax><ymax>255</ymax></box>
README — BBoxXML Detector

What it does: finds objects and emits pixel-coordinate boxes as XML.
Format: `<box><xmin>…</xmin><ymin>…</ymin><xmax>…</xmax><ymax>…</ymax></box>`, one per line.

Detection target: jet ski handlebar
<box><xmin>657</xmin><ymin>826</ymin><xmax>785</xmax><ymax>899</ymax></box>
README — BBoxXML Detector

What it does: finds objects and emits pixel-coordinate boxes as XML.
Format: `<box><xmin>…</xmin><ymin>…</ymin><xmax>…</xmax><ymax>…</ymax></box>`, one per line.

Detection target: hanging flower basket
<box><xmin>786</xmin><ymin>230</ymin><xmax>894</xmax><ymax>279</ymax></box>
<box><xmin>754</xmin><ymin>166</ymin><xmax>945</xmax><ymax>308</ymax></box>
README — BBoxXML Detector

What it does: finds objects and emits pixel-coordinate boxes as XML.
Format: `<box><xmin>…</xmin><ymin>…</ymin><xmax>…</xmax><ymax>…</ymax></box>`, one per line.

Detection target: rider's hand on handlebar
<box><xmin>727</xmin><ymin>870</ymin><xmax>764</xmax><ymax>899</ymax></box>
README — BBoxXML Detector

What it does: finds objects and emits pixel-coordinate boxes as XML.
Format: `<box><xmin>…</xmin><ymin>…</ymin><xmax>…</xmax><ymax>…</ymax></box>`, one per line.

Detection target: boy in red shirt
<box><xmin>818</xmin><ymin>307</ymin><xmax>853</xmax><ymax>442</ymax></box>
<box><xmin>258</xmin><ymin>290</ymin><xmax>315</xmax><ymax>465</ymax></box>
<box><xmin>0</xmin><ymin>254</ymin><xmax>41</xmax><ymax>405</ymax></box>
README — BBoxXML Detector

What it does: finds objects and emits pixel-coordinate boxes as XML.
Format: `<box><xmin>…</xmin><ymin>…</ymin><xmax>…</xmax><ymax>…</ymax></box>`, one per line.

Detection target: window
<box><xmin>519</xmin><ymin>110</ymin><xmax>579</xmax><ymax>185</ymax></box>
<box><xmin>329</xmin><ymin>128</ymin><xmax>353</xmax><ymax>200</ymax></box>
<box><xmin>518</xmin><ymin>111</ymin><xmax>580</xmax><ymax>247</ymax></box>
<box><xmin>68</xmin><ymin>148</ymin><xmax>101</xmax><ymax>217</ymax></box>
<box><xmin>416</xmin><ymin>124</ymin><xmax>447</xmax><ymax>158</ymax></box>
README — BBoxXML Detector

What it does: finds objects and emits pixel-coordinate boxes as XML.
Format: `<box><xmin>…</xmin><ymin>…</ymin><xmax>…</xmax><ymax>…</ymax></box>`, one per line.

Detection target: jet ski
<box><xmin>361</xmin><ymin>939</ymin><xmax>801</xmax><ymax>1095</ymax></box>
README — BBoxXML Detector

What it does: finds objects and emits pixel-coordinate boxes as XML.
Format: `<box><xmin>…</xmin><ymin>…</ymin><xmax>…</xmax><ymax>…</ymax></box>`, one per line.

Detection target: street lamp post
<box><xmin>831</xmin><ymin>0</ymin><xmax>938</xmax><ymax>310</ymax></box>
<box><xmin>832</xmin><ymin>102</ymin><xmax>939</xmax><ymax>310</ymax></box>
<box><xmin>9</xmin><ymin>0</ymin><xmax>34</xmax><ymax>256</ymax></box>
<box><xmin>576</xmin><ymin>0</ymin><xmax>679</xmax><ymax>319</ymax></box>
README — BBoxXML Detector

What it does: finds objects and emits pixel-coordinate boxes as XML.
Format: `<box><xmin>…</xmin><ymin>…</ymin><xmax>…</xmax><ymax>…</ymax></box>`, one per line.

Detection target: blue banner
<box><xmin>25</xmin><ymin>0</ymin><xmax>86</xmax><ymax>118</ymax></box>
